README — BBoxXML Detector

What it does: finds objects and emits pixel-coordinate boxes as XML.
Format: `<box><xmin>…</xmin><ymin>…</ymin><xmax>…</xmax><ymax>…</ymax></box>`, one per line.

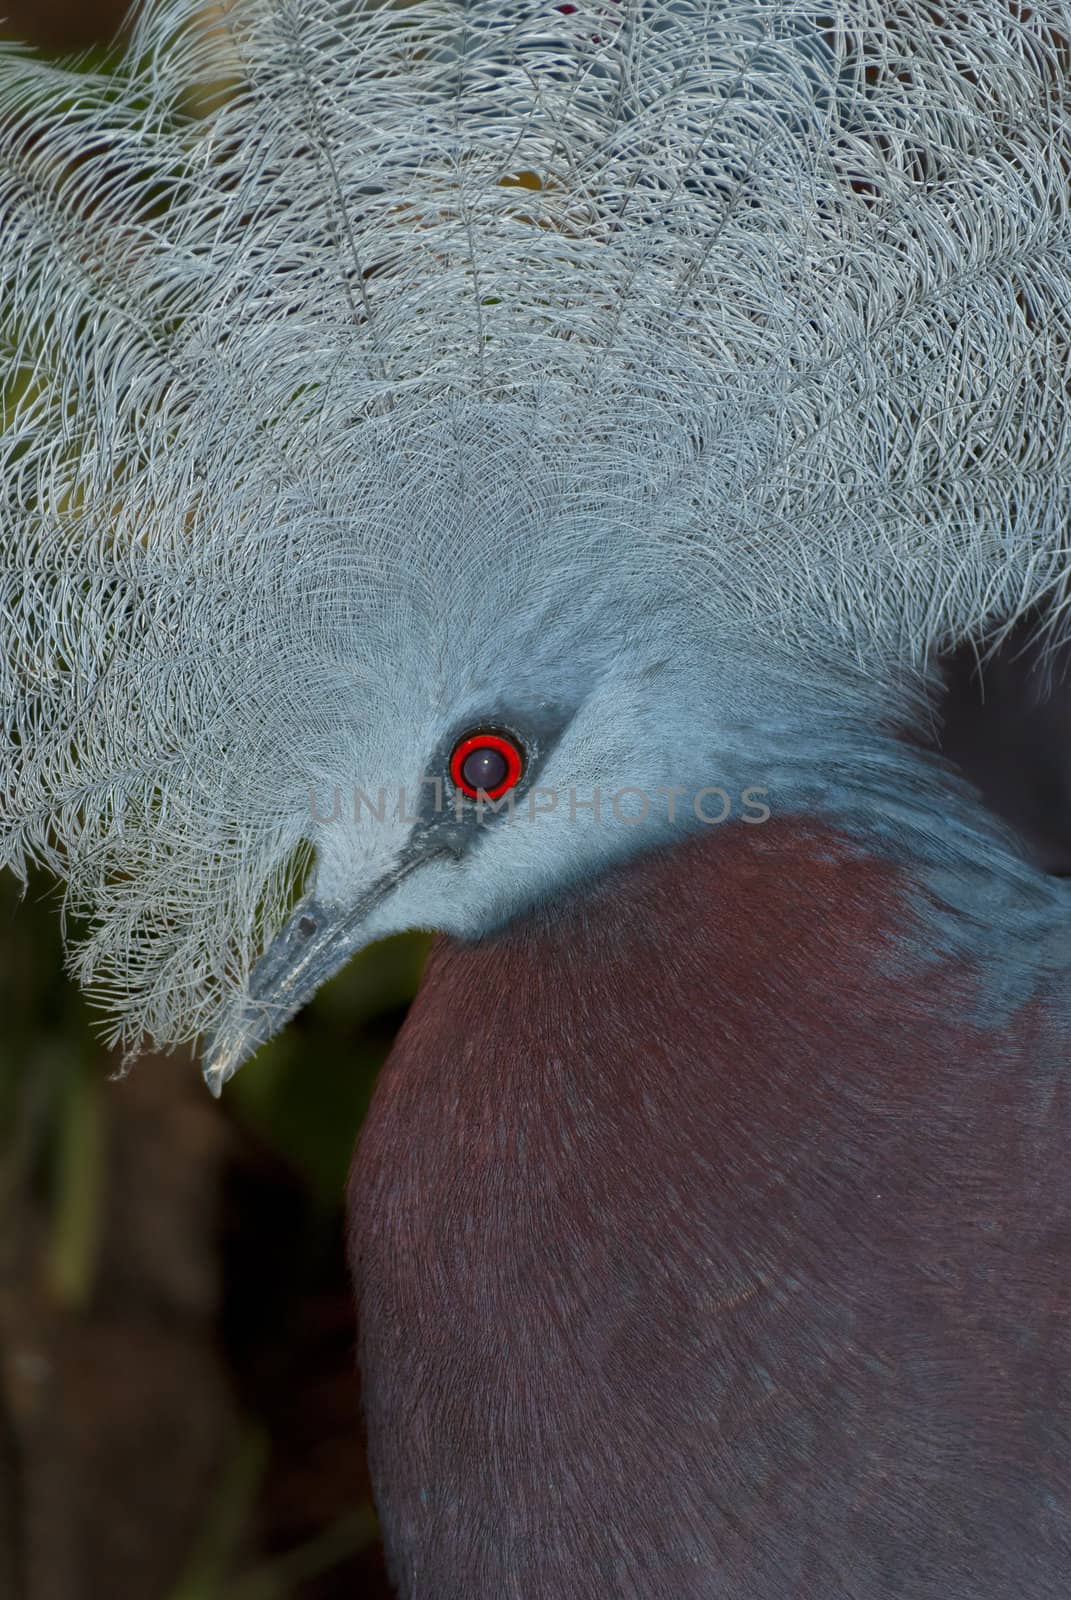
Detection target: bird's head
<box><xmin>200</xmin><ymin>398</ymin><xmax>789</xmax><ymax>1091</ymax></box>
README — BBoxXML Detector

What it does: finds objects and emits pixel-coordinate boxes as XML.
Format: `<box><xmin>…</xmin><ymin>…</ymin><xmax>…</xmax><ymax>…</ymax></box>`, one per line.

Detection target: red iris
<box><xmin>449</xmin><ymin>731</ymin><xmax>525</xmax><ymax>801</ymax></box>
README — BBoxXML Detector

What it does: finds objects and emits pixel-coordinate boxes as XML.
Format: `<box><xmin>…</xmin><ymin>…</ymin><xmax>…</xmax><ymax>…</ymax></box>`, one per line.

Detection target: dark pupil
<box><xmin>461</xmin><ymin>745</ymin><xmax>509</xmax><ymax>793</ymax></box>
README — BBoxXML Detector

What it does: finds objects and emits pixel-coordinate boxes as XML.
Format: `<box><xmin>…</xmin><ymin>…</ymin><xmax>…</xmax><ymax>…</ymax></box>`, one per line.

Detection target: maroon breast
<box><xmin>348</xmin><ymin>819</ymin><xmax>1071</xmax><ymax>1599</ymax></box>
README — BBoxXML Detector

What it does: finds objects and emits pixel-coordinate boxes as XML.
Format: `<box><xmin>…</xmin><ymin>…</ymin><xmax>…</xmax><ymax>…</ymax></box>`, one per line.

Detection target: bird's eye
<box><xmin>449</xmin><ymin>730</ymin><xmax>525</xmax><ymax>801</ymax></box>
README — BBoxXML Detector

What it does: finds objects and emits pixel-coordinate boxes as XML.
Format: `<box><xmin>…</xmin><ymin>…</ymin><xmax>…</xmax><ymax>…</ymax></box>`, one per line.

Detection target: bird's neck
<box><xmin>348</xmin><ymin>816</ymin><xmax>1067</xmax><ymax>1598</ymax></box>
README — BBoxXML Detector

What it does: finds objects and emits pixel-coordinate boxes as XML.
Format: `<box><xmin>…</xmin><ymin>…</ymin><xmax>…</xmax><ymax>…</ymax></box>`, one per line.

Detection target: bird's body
<box><xmin>354</xmin><ymin>816</ymin><xmax>1071</xmax><ymax>1597</ymax></box>
<box><xmin>4</xmin><ymin>0</ymin><xmax>1071</xmax><ymax>1592</ymax></box>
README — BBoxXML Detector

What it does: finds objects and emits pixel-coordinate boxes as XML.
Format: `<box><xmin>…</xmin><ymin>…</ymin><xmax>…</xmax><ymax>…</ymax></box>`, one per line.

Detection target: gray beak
<box><xmin>200</xmin><ymin>862</ymin><xmax>416</xmax><ymax>1096</ymax></box>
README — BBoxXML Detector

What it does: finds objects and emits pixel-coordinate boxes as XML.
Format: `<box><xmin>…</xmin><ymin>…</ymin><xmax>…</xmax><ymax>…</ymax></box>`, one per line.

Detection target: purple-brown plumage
<box><xmin>350</xmin><ymin>818</ymin><xmax>1071</xmax><ymax>1598</ymax></box>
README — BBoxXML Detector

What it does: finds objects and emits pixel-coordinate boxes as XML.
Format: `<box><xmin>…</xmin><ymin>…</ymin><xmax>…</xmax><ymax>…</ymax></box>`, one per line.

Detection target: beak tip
<box><xmin>203</xmin><ymin>1061</ymin><xmax>226</xmax><ymax>1098</ymax></box>
<box><xmin>201</xmin><ymin>1029</ymin><xmax>247</xmax><ymax>1098</ymax></box>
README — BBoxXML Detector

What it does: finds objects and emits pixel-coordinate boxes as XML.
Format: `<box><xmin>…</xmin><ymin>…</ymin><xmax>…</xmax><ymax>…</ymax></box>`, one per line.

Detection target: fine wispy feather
<box><xmin>2</xmin><ymin>0</ymin><xmax>1071</xmax><ymax>1054</ymax></box>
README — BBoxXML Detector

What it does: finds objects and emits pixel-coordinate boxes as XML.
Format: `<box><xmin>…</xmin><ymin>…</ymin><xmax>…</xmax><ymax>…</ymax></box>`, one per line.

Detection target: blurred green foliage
<box><xmin>0</xmin><ymin>871</ymin><xmax>430</xmax><ymax>1282</ymax></box>
<box><xmin>0</xmin><ymin>868</ymin><xmax>424</xmax><ymax>1598</ymax></box>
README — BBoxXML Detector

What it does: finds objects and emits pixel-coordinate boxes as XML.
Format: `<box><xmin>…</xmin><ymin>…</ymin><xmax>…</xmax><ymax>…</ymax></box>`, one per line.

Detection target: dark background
<box><xmin>0</xmin><ymin>7</ymin><xmax>415</xmax><ymax>1595</ymax></box>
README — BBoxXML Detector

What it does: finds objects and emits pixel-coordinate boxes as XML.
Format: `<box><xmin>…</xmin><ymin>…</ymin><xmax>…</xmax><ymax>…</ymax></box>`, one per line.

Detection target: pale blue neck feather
<box><xmin>694</xmin><ymin>651</ymin><xmax>1071</xmax><ymax>1032</ymax></box>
